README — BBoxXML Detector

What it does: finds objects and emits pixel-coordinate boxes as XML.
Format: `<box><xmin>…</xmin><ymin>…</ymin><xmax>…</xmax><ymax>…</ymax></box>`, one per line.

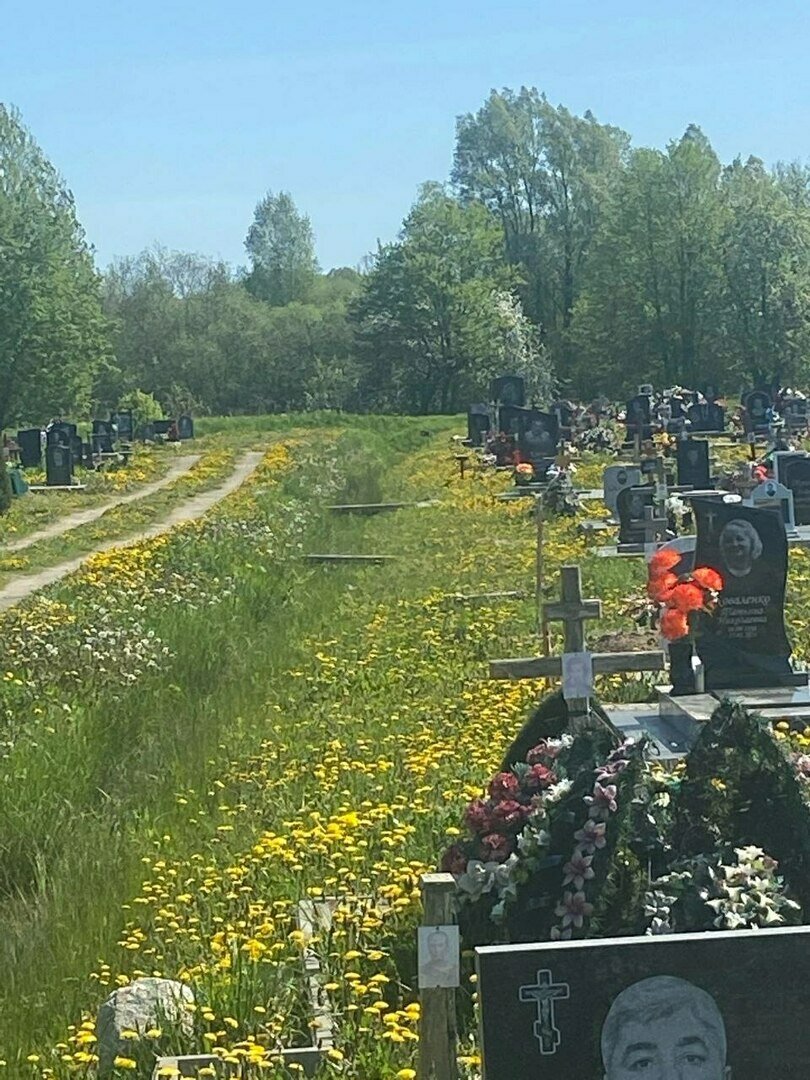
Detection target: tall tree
<box><xmin>452</xmin><ymin>88</ymin><xmax>628</xmax><ymax>364</ymax></box>
<box><xmin>244</xmin><ymin>191</ymin><xmax>319</xmax><ymax>306</ymax></box>
<box><xmin>0</xmin><ymin>106</ymin><xmax>112</xmax><ymax>430</ymax></box>
<box><xmin>351</xmin><ymin>184</ymin><xmax>534</xmax><ymax>413</ymax></box>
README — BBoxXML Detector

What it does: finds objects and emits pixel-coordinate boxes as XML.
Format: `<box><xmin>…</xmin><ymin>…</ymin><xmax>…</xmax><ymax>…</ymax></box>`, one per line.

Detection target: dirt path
<box><xmin>2</xmin><ymin>455</ymin><xmax>202</xmax><ymax>554</ymax></box>
<box><xmin>0</xmin><ymin>451</ymin><xmax>263</xmax><ymax>612</ymax></box>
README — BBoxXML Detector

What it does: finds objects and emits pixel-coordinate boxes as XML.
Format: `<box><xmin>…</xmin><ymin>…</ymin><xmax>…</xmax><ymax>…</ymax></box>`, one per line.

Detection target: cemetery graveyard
<box><xmin>6</xmin><ymin>410</ymin><xmax>810</xmax><ymax>1079</ymax></box>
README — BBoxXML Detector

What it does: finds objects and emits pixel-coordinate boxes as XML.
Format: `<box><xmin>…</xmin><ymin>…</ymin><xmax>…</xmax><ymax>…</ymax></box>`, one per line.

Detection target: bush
<box><xmin>118</xmin><ymin>389</ymin><xmax>165</xmax><ymax>432</ymax></box>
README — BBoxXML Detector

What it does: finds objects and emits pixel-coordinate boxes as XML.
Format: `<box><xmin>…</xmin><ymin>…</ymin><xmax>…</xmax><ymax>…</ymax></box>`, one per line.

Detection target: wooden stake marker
<box><xmin>419</xmin><ymin>873</ymin><xmax>459</xmax><ymax>1080</ymax></box>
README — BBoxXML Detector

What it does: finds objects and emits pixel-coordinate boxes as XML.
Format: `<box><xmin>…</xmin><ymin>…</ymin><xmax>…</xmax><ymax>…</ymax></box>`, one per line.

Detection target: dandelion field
<box><xmin>3</xmin><ymin>417</ymin><xmax>810</xmax><ymax>1078</ymax></box>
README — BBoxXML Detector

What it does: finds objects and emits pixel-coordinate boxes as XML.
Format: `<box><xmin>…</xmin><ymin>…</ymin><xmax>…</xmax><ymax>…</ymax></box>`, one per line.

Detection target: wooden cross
<box><xmin>641</xmin><ymin>504</ymin><xmax>668</xmax><ymax>547</ymax></box>
<box><xmin>519</xmin><ymin>969</ymin><xmax>570</xmax><ymax>1055</ymax></box>
<box><xmin>489</xmin><ymin>565</ymin><xmax>665</xmax><ymax>733</ymax></box>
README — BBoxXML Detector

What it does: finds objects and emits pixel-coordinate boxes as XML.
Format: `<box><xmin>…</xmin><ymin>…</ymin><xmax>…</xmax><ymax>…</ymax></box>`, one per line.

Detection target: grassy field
<box><xmin>2</xmin><ymin>416</ymin><xmax>807</xmax><ymax>1077</ymax></box>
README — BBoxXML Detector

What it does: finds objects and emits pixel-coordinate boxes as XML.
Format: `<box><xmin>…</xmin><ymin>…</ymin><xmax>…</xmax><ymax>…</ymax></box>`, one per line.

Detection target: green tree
<box><xmin>351</xmin><ymin>184</ymin><xmax>528</xmax><ymax>412</ymax></box>
<box><xmin>0</xmin><ymin>106</ymin><xmax>112</xmax><ymax>431</ymax></box>
<box><xmin>453</xmin><ymin>88</ymin><xmax>628</xmax><ymax>364</ymax></box>
<box><xmin>244</xmin><ymin>191</ymin><xmax>319</xmax><ymax>306</ymax></box>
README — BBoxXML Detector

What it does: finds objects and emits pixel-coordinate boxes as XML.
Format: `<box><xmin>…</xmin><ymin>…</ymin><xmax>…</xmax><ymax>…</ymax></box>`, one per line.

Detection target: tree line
<box><xmin>1</xmin><ymin>91</ymin><xmax>809</xmax><ymax>428</ymax></box>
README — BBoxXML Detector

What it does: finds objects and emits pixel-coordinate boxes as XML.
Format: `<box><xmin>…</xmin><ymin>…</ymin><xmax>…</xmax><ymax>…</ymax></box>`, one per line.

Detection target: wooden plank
<box><xmin>444</xmin><ymin>590</ymin><xmax>527</xmax><ymax>605</ymax></box>
<box><xmin>328</xmin><ymin>501</ymin><xmax>437</xmax><ymax>514</ymax></box>
<box><xmin>304</xmin><ymin>554</ymin><xmax>397</xmax><ymax>564</ymax></box>
<box><xmin>419</xmin><ymin>873</ymin><xmax>458</xmax><ymax>1080</ymax></box>
<box><xmin>489</xmin><ymin>650</ymin><xmax>665</xmax><ymax>680</ymax></box>
<box><xmin>28</xmin><ymin>484</ymin><xmax>87</xmax><ymax>493</ymax></box>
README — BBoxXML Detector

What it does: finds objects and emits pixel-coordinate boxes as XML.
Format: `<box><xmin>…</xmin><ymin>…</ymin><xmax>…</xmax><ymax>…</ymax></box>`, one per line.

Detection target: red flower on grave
<box><xmin>692</xmin><ymin>566</ymin><xmax>723</xmax><ymax>592</ymax></box>
<box><xmin>490</xmin><ymin>799</ymin><xmax>530</xmax><ymax>832</ymax></box>
<box><xmin>668</xmin><ymin>582</ymin><xmax>705</xmax><ymax>613</ymax></box>
<box><xmin>753</xmin><ymin>464</ymin><xmax>768</xmax><ymax>482</ymax></box>
<box><xmin>465</xmin><ymin>798</ymin><xmax>493</xmax><ymax>834</ymax></box>
<box><xmin>480</xmin><ymin>832</ymin><xmax>514</xmax><ymax>863</ymax></box>
<box><xmin>649</xmin><ymin>547</ymin><xmax>681</xmax><ymax>576</ymax></box>
<box><xmin>647</xmin><ymin>571</ymin><xmax>678</xmax><ymax>602</ymax></box>
<box><xmin>661</xmin><ymin>607</ymin><xmax>689</xmax><ymax>641</ymax></box>
<box><xmin>440</xmin><ymin>843</ymin><xmax>469</xmax><ymax>876</ymax></box>
<box><xmin>489</xmin><ymin>771</ymin><xmax>520</xmax><ymax>801</ymax></box>
<box><xmin>525</xmin><ymin>763</ymin><xmax>557</xmax><ymax>792</ymax></box>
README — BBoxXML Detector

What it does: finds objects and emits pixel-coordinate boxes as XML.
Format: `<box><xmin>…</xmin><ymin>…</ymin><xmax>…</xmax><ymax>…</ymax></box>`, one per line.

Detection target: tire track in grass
<box><xmin>1</xmin><ymin>454</ymin><xmax>202</xmax><ymax>553</ymax></box>
<box><xmin>0</xmin><ymin>451</ymin><xmax>263</xmax><ymax>612</ymax></box>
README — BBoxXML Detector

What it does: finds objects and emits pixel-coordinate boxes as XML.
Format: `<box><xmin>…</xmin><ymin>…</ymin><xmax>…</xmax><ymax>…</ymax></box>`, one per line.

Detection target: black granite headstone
<box><xmin>92</xmin><ymin>419</ymin><xmax>115</xmax><ymax>455</ymax></box>
<box><xmin>17</xmin><ymin>428</ymin><xmax>42</xmax><ymax>468</ymax></box>
<box><xmin>45</xmin><ymin>443</ymin><xmax>73</xmax><ymax>486</ymax></box>
<box><xmin>476</xmin><ymin>927</ymin><xmax>810</xmax><ymax>1080</ymax></box>
<box><xmin>742</xmin><ymin>389</ymin><xmax>772</xmax><ymax>433</ymax></box>
<box><xmin>694</xmin><ymin>500</ymin><xmax>792</xmax><ymax>688</ymax></box>
<box><xmin>111</xmin><ymin>409</ymin><xmax>134</xmax><ymax>441</ymax></box>
<box><xmin>625</xmin><ymin>394</ymin><xmax>652</xmax><ymax>440</ymax></box>
<box><xmin>47</xmin><ymin>422</ymin><xmax>76</xmax><ymax>448</ymax></box>
<box><xmin>676</xmin><ymin>440</ymin><xmax>711</xmax><ymax>488</ymax></box>
<box><xmin>616</xmin><ymin>485</ymin><xmax>654</xmax><ymax>545</ymax></box>
<box><xmin>489</xmin><ymin>375</ymin><xmax>525</xmax><ymax>408</ymax></box>
<box><xmin>780</xmin><ymin>456</ymin><xmax>810</xmax><ymax>526</ymax></box>
<box><xmin>467</xmin><ymin>405</ymin><xmax>490</xmax><ymax>447</ymax></box>
<box><xmin>178</xmin><ymin>414</ymin><xmax>194</xmax><ymax>440</ymax></box>
<box><xmin>497</xmin><ymin>404</ymin><xmax>525</xmax><ymax>438</ymax></box>
<box><xmin>70</xmin><ymin>433</ymin><xmax>84</xmax><ymax>468</ymax></box>
<box><xmin>153</xmin><ymin>419</ymin><xmax>174</xmax><ymax>437</ymax></box>
<box><xmin>517</xmin><ymin>409</ymin><xmax>559</xmax><ymax>467</ymax></box>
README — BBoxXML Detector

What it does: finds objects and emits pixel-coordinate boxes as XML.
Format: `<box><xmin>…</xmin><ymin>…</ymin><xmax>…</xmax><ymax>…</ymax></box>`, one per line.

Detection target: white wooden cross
<box><xmin>489</xmin><ymin>565</ymin><xmax>665</xmax><ymax>732</ymax></box>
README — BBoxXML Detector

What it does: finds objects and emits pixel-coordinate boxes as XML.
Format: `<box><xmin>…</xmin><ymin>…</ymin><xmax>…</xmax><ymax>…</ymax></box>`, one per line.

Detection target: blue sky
<box><xmin>3</xmin><ymin>0</ymin><xmax>809</xmax><ymax>271</ymax></box>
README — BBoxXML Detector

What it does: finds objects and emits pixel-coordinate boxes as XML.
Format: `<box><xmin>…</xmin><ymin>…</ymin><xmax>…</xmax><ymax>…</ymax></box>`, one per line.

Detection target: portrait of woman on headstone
<box><xmin>718</xmin><ymin>519</ymin><xmax>763</xmax><ymax>579</ymax></box>
<box><xmin>600</xmin><ymin>976</ymin><xmax>731</xmax><ymax>1080</ymax></box>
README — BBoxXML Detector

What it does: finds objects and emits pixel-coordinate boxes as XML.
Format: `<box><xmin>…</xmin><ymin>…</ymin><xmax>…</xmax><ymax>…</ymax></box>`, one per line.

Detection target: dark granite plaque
<box><xmin>476</xmin><ymin>926</ymin><xmax>810</xmax><ymax>1080</ymax></box>
<box><xmin>490</xmin><ymin>375</ymin><xmax>526</xmax><ymax>408</ymax></box>
<box><xmin>616</xmin><ymin>485</ymin><xmax>654</xmax><ymax>545</ymax></box>
<box><xmin>467</xmin><ymin>405</ymin><xmax>490</xmax><ymax>447</ymax></box>
<box><xmin>742</xmin><ymin>389</ymin><xmax>772</xmax><ymax>433</ymax></box>
<box><xmin>693</xmin><ymin>500</ymin><xmax>792</xmax><ymax>688</ymax></box>
<box><xmin>517</xmin><ymin>409</ymin><xmax>560</xmax><ymax>467</ymax></box>
<box><xmin>45</xmin><ymin>443</ymin><xmax>73</xmax><ymax>486</ymax></box>
<box><xmin>779</xmin><ymin>456</ymin><xmax>810</xmax><ymax>526</ymax></box>
<box><xmin>625</xmin><ymin>394</ymin><xmax>652</xmax><ymax>440</ymax></box>
<box><xmin>677</xmin><ymin>440</ymin><xmax>711</xmax><ymax>488</ymax></box>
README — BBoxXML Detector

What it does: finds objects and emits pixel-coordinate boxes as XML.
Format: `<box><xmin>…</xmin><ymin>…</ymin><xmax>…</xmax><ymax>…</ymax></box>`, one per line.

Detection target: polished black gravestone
<box><xmin>497</xmin><ymin>404</ymin><xmax>524</xmax><ymax>438</ymax></box>
<box><xmin>45</xmin><ymin>443</ymin><xmax>73</xmax><ymax>487</ymax></box>
<box><xmin>92</xmin><ymin>419</ymin><xmax>115</xmax><ymax>455</ymax></box>
<box><xmin>693</xmin><ymin>500</ymin><xmax>795</xmax><ymax>688</ymax></box>
<box><xmin>467</xmin><ymin>404</ymin><xmax>490</xmax><ymax>447</ymax></box>
<box><xmin>47</xmin><ymin>421</ymin><xmax>76</xmax><ymax>448</ymax></box>
<box><xmin>490</xmin><ymin>374</ymin><xmax>525</xmax><ymax>408</ymax></box>
<box><xmin>625</xmin><ymin>393</ymin><xmax>652</xmax><ymax>441</ymax></box>
<box><xmin>16</xmin><ymin>428</ymin><xmax>42</xmax><ymax>468</ymax></box>
<box><xmin>476</xmin><ymin>926</ymin><xmax>810</xmax><ymax>1080</ymax></box>
<box><xmin>742</xmin><ymin>388</ymin><xmax>772</xmax><ymax>433</ymax></box>
<box><xmin>111</xmin><ymin>408</ymin><xmax>134</xmax><ymax>441</ymax></box>
<box><xmin>178</xmin><ymin>414</ymin><xmax>194</xmax><ymax>440</ymax></box>
<box><xmin>676</xmin><ymin>439</ymin><xmax>711</xmax><ymax>488</ymax></box>
<box><xmin>779</xmin><ymin>455</ymin><xmax>810</xmax><ymax>526</ymax></box>
<box><xmin>616</xmin><ymin>485</ymin><xmax>654</xmax><ymax>546</ymax></box>
<box><xmin>517</xmin><ymin>408</ymin><xmax>559</xmax><ymax>468</ymax></box>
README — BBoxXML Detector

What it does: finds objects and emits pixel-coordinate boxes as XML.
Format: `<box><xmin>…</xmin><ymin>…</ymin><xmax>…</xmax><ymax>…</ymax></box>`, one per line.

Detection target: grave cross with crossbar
<box><xmin>489</xmin><ymin>565</ymin><xmax>665</xmax><ymax>732</ymax></box>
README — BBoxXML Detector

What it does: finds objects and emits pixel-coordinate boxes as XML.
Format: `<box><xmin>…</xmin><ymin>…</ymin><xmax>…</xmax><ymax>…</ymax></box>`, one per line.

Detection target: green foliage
<box><xmin>117</xmin><ymin>388</ymin><xmax>164</xmax><ymax>431</ymax></box>
<box><xmin>0</xmin><ymin>106</ymin><xmax>113</xmax><ymax>431</ymax></box>
<box><xmin>0</xmin><ymin>458</ymin><xmax>12</xmax><ymax>515</ymax></box>
<box><xmin>244</xmin><ymin>190</ymin><xmax>319</xmax><ymax>306</ymax></box>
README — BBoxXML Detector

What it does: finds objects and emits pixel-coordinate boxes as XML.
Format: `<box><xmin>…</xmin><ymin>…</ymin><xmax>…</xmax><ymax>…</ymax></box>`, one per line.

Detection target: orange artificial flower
<box><xmin>647</xmin><ymin>572</ymin><xmax>678</xmax><ymax>602</ymax></box>
<box><xmin>691</xmin><ymin>566</ymin><xmax>723</xmax><ymax>592</ymax></box>
<box><xmin>661</xmin><ymin>607</ymin><xmax>689</xmax><ymax>641</ymax></box>
<box><xmin>668</xmin><ymin>582</ymin><xmax>705</xmax><ymax>613</ymax></box>
<box><xmin>649</xmin><ymin>548</ymin><xmax>681</xmax><ymax>576</ymax></box>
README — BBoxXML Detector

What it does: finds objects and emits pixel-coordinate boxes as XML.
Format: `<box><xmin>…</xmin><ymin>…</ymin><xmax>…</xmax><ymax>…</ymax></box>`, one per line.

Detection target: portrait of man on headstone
<box><xmin>600</xmin><ymin>976</ymin><xmax>731</xmax><ymax>1080</ymax></box>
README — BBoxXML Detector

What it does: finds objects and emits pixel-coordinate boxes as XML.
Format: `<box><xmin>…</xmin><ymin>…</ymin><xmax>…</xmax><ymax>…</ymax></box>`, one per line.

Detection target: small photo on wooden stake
<box><xmin>562</xmin><ymin>651</ymin><xmax>593</xmax><ymax>701</ymax></box>
<box><xmin>418</xmin><ymin>925</ymin><xmax>460</xmax><ymax>989</ymax></box>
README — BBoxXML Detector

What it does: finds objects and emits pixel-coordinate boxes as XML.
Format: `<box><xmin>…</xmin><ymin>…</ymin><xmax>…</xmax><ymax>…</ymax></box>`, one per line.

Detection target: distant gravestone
<box><xmin>498</xmin><ymin>404</ymin><xmax>525</xmax><ymax>438</ymax></box>
<box><xmin>693</xmin><ymin>500</ymin><xmax>793</xmax><ymax>688</ymax></box>
<box><xmin>490</xmin><ymin>375</ymin><xmax>526</xmax><ymax>408</ymax></box>
<box><xmin>47</xmin><ymin>421</ymin><xmax>76</xmax><ymax>448</ymax></box>
<box><xmin>742</xmin><ymin>389</ymin><xmax>772</xmax><ymax>433</ymax></box>
<box><xmin>16</xmin><ymin>428</ymin><xmax>42</xmax><ymax>468</ymax></box>
<box><xmin>111</xmin><ymin>408</ymin><xmax>134</xmax><ymax>441</ymax></box>
<box><xmin>749</xmin><ymin>479</ymin><xmax>795</xmax><ymax>530</ymax></box>
<box><xmin>467</xmin><ymin>404</ymin><xmax>490</xmax><ymax>447</ymax></box>
<box><xmin>602</xmin><ymin>465</ymin><xmax>641</xmax><ymax>517</ymax></box>
<box><xmin>476</xmin><ymin>927</ymin><xmax>810</xmax><ymax>1080</ymax></box>
<box><xmin>780</xmin><ymin>455</ymin><xmax>810</xmax><ymax>526</ymax></box>
<box><xmin>517</xmin><ymin>408</ymin><xmax>559</xmax><ymax>468</ymax></box>
<box><xmin>676</xmin><ymin>439</ymin><xmax>711</xmax><ymax>488</ymax></box>
<box><xmin>153</xmin><ymin>419</ymin><xmax>174</xmax><ymax>436</ymax></box>
<box><xmin>625</xmin><ymin>394</ymin><xmax>652</xmax><ymax>441</ymax></box>
<box><xmin>616</xmin><ymin>485</ymin><xmax>654</xmax><ymax>546</ymax></box>
<box><xmin>783</xmin><ymin>396</ymin><xmax>809</xmax><ymax>433</ymax></box>
<box><xmin>70</xmin><ymin>433</ymin><xmax>84</xmax><ymax>469</ymax></box>
<box><xmin>92</xmin><ymin>419</ymin><xmax>115</xmax><ymax>455</ymax></box>
<box><xmin>45</xmin><ymin>443</ymin><xmax>73</xmax><ymax>487</ymax></box>
<box><xmin>178</xmin><ymin>414</ymin><xmax>194</xmax><ymax>440</ymax></box>
<box><xmin>687</xmin><ymin>401</ymin><xmax>724</xmax><ymax>432</ymax></box>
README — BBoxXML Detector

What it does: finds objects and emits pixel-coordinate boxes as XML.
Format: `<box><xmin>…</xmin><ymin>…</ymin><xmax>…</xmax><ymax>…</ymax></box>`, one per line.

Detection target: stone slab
<box><xmin>327</xmin><ymin>501</ymin><xmax>437</xmax><ymax>514</ymax></box>
<box><xmin>604</xmin><ymin>704</ymin><xmax>691</xmax><ymax>763</ymax></box>
<box><xmin>28</xmin><ymin>484</ymin><xmax>87</xmax><ymax>493</ymax></box>
<box><xmin>303</xmin><ymin>554</ymin><xmax>397</xmax><ymax>564</ymax></box>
